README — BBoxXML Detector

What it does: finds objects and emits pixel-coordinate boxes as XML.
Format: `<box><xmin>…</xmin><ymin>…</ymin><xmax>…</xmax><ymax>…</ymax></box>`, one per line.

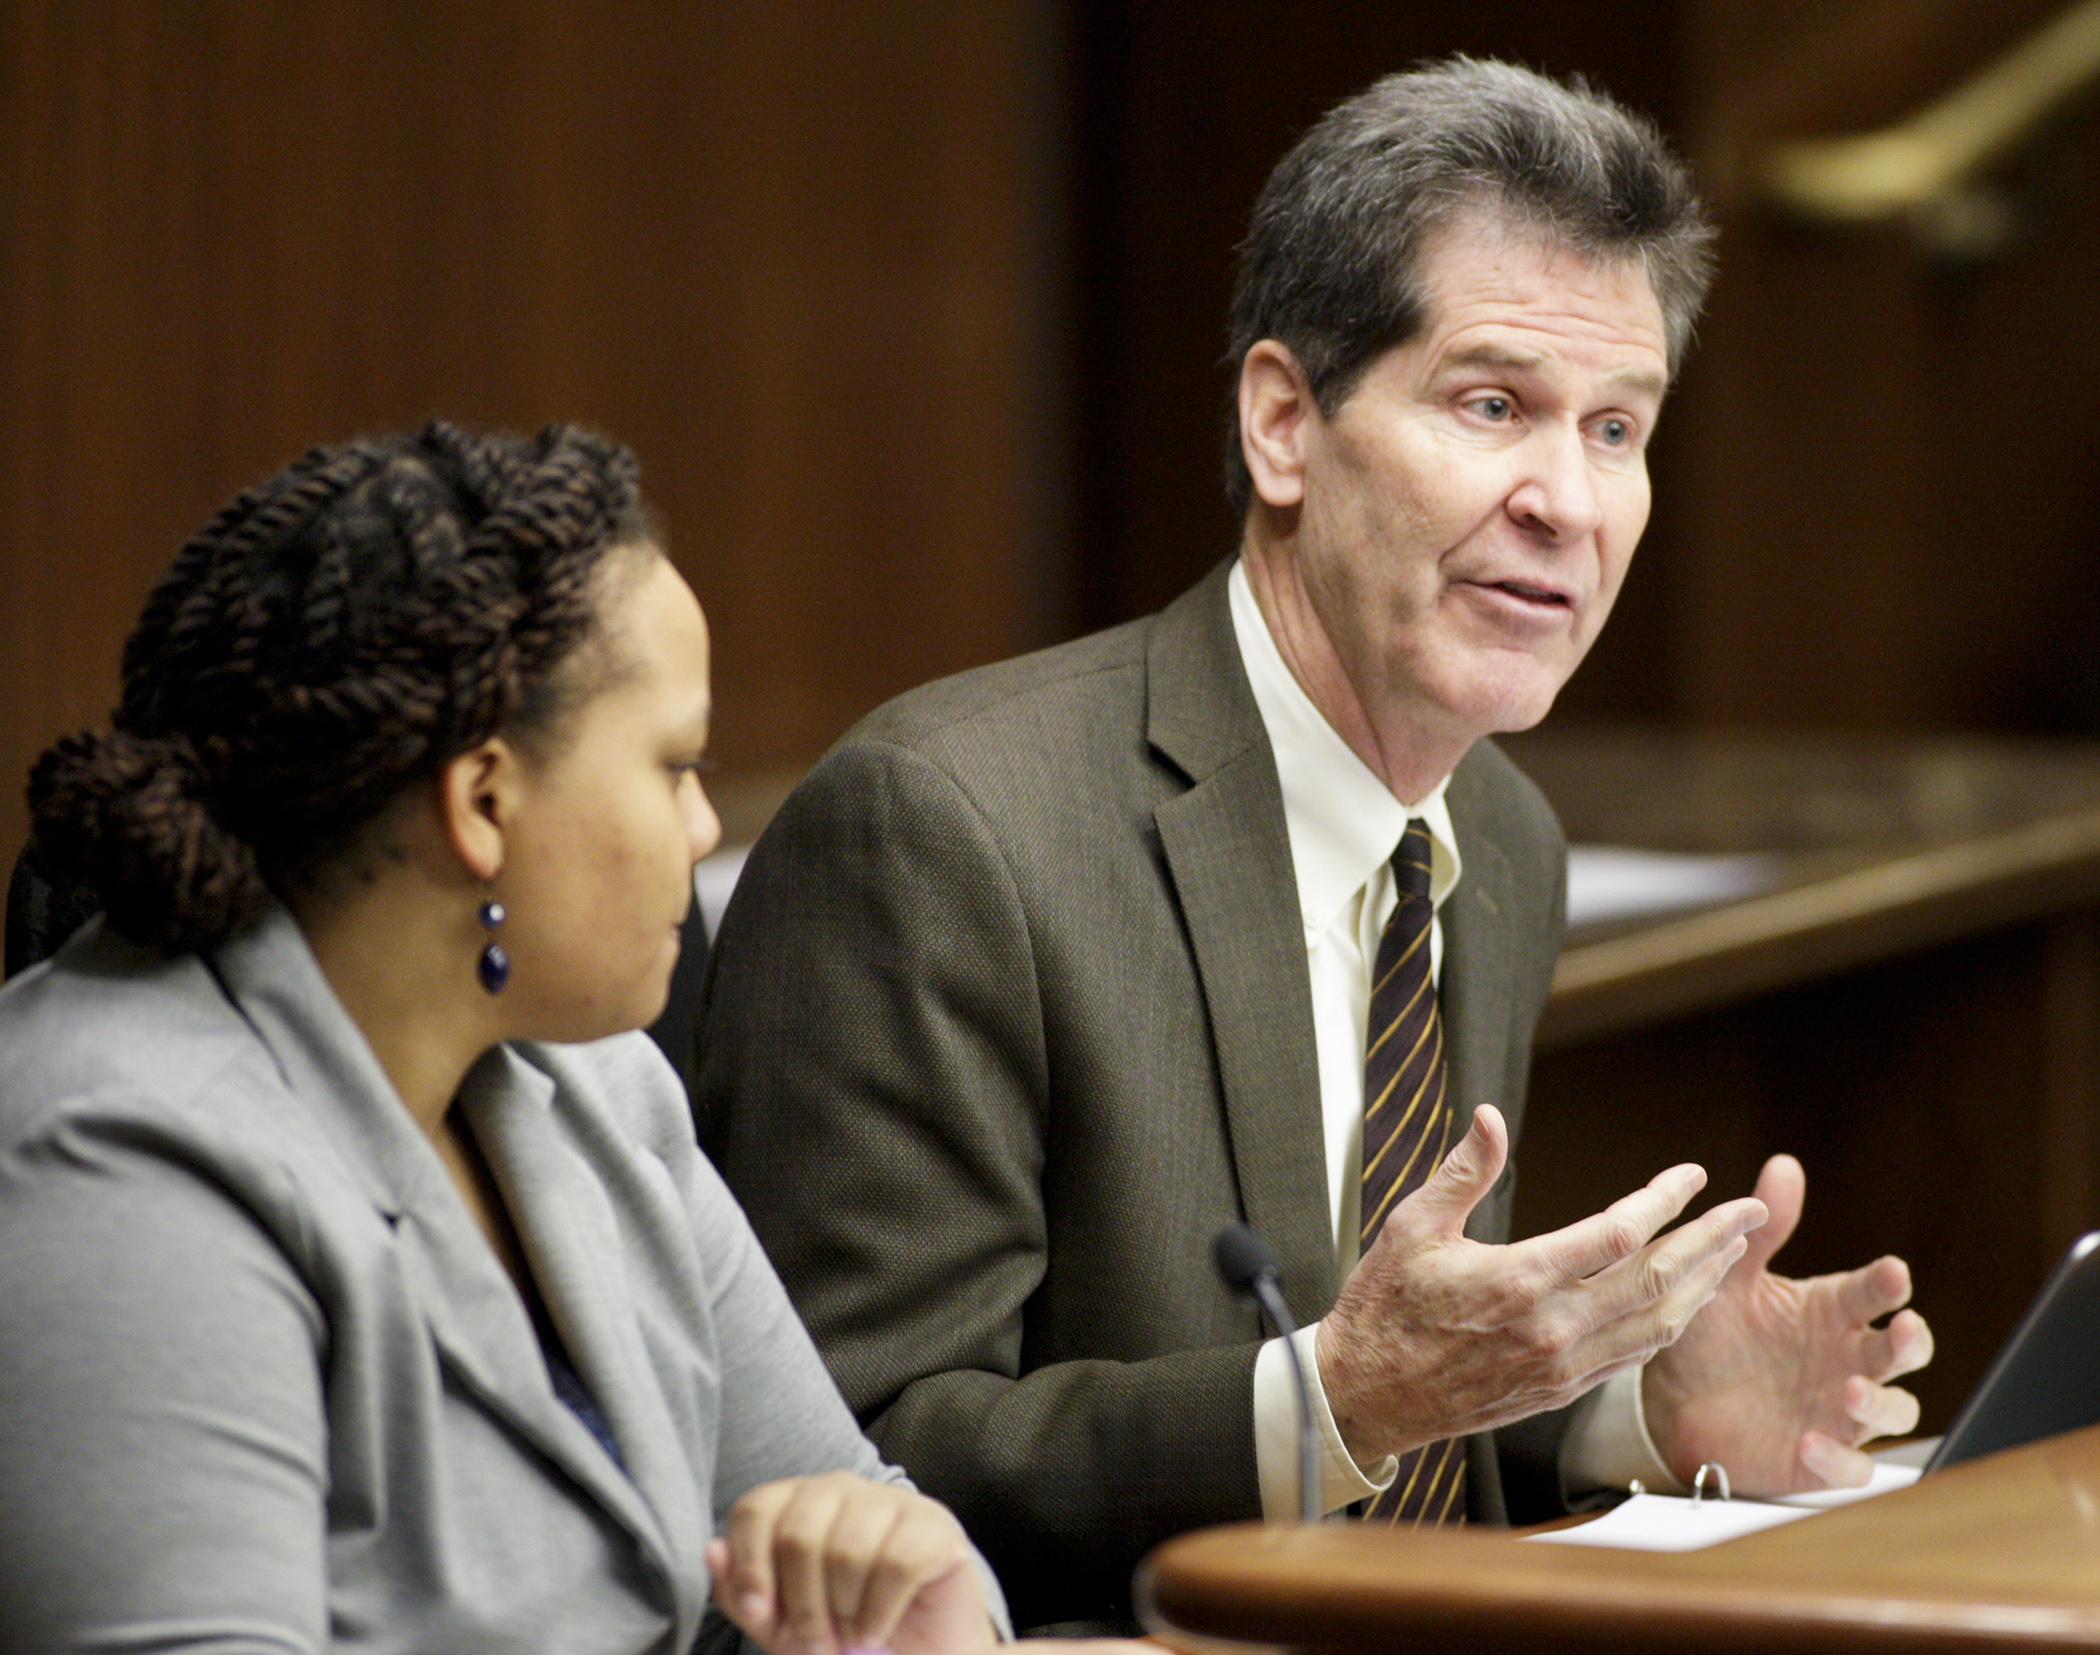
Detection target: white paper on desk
<box><xmin>1525</xmin><ymin>1462</ymin><xmax>1921</xmax><ymax>1552</ymax></box>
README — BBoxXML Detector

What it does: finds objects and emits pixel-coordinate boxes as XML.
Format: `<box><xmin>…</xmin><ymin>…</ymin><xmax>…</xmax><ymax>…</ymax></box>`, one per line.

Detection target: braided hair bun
<box><xmin>28</xmin><ymin>421</ymin><xmax>647</xmax><ymax>952</ymax></box>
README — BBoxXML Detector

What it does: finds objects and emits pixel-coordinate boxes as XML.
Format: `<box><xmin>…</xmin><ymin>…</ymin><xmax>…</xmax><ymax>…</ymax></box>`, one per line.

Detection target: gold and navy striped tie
<box><xmin>1359</xmin><ymin>819</ymin><xmax>1467</xmax><ymax>1526</ymax></box>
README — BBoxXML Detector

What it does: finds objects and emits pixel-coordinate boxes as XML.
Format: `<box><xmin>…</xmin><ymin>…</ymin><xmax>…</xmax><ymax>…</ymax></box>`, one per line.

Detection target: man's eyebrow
<box><xmin>1605</xmin><ymin>366</ymin><xmax>1668</xmax><ymax>401</ymax></box>
<box><xmin>1437</xmin><ymin>344</ymin><xmax>1666</xmax><ymax>403</ymax></box>
<box><xmin>1439</xmin><ymin>344</ymin><xmax>1545</xmax><ymax>376</ymax></box>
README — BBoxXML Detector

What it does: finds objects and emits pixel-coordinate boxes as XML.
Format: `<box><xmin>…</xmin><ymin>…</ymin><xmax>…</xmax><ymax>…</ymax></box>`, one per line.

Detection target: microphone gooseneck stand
<box><xmin>1213</xmin><ymin>1222</ymin><xmax>1321</xmax><ymax>1524</ymax></box>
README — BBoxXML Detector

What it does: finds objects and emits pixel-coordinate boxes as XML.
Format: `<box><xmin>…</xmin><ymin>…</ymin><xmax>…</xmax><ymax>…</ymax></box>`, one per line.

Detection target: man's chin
<box><xmin>1486</xmin><ymin>696</ymin><xmax>1559</xmax><ymax>737</ymax></box>
<box><xmin>1429</xmin><ymin>672</ymin><xmax>1567</xmax><ymax>743</ymax></box>
<box><xmin>1469</xmin><ymin>646</ymin><xmax>1586</xmax><ymax>737</ymax></box>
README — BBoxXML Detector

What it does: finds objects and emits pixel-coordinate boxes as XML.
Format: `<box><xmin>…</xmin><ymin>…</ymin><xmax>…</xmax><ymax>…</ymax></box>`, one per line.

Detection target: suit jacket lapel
<box><xmin>1147</xmin><ymin>563</ymin><xmax>1334</xmax><ymax>1317</ymax></box>
<box><xmin>1441</xmin><ymin>749</ymin><xmax>1519</xmax><ymax>1244</ymax></box>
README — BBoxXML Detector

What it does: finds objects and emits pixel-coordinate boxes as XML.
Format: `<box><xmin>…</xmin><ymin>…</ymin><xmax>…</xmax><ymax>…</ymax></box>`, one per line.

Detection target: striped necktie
<box><xmin>1359</xmin><ymin>819</ymin><xmax>1467</xmax><ymax>1526</ymax></box>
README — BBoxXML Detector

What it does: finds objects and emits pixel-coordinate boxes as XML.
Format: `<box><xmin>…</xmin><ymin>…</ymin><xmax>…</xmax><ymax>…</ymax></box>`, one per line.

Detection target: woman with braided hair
<box><xmin>0</xmin><ymin>423</ymin><xmax>1014</xmax><ymax>1655</ymax></box>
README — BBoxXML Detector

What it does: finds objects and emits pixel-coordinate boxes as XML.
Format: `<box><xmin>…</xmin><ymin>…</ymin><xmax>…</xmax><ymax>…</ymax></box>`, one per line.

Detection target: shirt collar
<box><xmin>1227</xmin><ymin>559</ymin><xmax>1462</xmax><ymax>935</ymax></box>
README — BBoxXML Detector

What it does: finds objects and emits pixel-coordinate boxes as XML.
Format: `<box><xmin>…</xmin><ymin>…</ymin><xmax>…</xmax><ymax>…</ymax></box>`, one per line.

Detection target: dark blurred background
<box><xmin>8</xmin><ymin>0</ymin><xmax>2100</xmax><ymax>876</ymax></box>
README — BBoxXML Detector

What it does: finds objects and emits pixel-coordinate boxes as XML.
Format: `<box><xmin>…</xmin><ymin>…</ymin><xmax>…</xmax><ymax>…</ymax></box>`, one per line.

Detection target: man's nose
<box><xmin>1507</xmin><ymin>425</ymin><xmax>1604</xmax><ymax>544</ymax></box>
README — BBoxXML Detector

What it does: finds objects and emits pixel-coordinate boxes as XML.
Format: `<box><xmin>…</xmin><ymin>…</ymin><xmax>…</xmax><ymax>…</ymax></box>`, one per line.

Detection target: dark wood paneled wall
<box><xmin>0</xmin><ymin>0</ymin><xmax>1060</xmax><ymax>882</ymax></box>
<box><xmin>1678</xmin><ymin>0</ymin><xmax>2100</xmax><ymax>733</ymax></box>
<box><xmin>17</xmin><ymin>3</ymin><xmax>2096</xmax><ymax>860</ymax></box>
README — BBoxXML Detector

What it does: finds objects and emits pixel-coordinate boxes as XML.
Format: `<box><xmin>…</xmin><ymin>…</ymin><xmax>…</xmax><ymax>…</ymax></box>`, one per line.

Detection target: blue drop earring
<box><xmin>477</xmin><ymin>895</ymin><xmax>511</xmax><ymax>994</ymax></box>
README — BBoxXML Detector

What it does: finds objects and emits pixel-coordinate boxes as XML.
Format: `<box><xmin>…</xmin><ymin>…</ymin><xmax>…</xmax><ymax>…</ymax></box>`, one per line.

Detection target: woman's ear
<box><xmin>1238</xmin><ymin>338</ymin><xmax>1319</xmax><ymax>511</ymax></box>
<box><xmin>436</xmin><ymin>738</ymin><xmax>526</xmax><ymax>882</ymax></box>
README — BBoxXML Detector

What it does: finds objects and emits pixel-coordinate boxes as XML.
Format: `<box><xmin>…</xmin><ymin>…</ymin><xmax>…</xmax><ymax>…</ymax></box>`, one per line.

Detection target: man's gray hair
<box><xmin>1225</xmin><ymin>57</ymin><xmax>1716</xmax><ymax>516</ymax></box>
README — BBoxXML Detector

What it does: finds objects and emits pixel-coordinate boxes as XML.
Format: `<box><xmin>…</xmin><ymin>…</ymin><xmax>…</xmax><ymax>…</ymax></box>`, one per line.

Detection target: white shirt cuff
<box><xmin>1558</xmin><ymin>1365</ymin><xmax>1687</xmax><ymax>1498</ymax></box>
<box><xmin>1253</xmin><ymin>1324</ymin><xmax>1397</xmax><ymax>1517</ymax></box>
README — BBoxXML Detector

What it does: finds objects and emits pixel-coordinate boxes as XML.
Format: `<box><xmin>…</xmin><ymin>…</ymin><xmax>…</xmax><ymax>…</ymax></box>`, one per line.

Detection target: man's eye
<box><xmin>1473</xmin><ymin>395</ymin><xmax>1514</xmax><ymax>421</ymax></box>
<box><xmin>1596</xmin><ymin>417</ymin><xmax>1633</xmax><ymax>446</ymax></box>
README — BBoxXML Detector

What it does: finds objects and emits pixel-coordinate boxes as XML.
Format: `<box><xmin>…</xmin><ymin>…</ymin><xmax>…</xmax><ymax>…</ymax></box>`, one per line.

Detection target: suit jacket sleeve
<box><xmin>695</xmin><ymin>739</ymin><xmax>1263</xmax><ymax>1630</ymax></box>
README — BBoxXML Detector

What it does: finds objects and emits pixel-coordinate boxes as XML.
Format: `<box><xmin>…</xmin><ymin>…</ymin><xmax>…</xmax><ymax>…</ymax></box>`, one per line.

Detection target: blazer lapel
<box><xmin>376</xmin><ymin>1116</ymin><xmax>686</xmax><ymax>1588</ymax></box>
<box><xmin>212</xmin><ymin>910</ymin><xmax>686</xmax><ymax>1592</ymax></box>
<box><xmin>1147</xmin><ymin>564</ymin><xmax>1334</xmax><ymax>1317</ymax></box>
<box><xmin>462</xmin><ymin>1052</ymin><xmax>709</xmax><ymax>1638</ymax></box>
<box><xmin>388</xmin><ymin>1189</ymin><xmax>664</xmax><ymax>1526</ymax></box>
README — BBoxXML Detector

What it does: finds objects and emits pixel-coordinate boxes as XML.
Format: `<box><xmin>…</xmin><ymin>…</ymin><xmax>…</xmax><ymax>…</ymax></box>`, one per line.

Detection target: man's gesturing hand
<box><xmin>1317</xmin><ymin>1105</ymin><xmax>1768</xmax><ymax>1464</ymax></box>
<box><xmin>1643</xmin><ymin>1153</ymin><xmax>1934</xmax><ymax>1495</ymax></box>
<box><xmin>707</xmin><ymin>1473</ymin><xmax>996</xmax><ymax>1655</ymax></box>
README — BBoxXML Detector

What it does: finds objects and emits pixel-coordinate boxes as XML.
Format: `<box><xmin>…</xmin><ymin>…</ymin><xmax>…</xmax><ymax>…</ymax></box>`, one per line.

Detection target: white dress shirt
<box><xmin>1228</xmin><ymin>561</ymin><xmax>1678</xmax><ymax>1517</ymax></box>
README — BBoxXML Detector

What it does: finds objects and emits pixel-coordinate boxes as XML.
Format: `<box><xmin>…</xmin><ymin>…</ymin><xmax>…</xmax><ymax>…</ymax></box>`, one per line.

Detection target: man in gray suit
<box><xmin>696</xmin><ymin>59</ymin><xmax>1931</xmax><ymax>1632</ymax></box>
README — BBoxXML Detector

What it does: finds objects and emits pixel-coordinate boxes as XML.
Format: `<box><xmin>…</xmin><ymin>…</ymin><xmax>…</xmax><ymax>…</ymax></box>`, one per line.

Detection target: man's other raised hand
<box><xmin>1642</xmin><ymin>1153</ymin><xmax>1934</xmax><ymax>1495</ymax></box>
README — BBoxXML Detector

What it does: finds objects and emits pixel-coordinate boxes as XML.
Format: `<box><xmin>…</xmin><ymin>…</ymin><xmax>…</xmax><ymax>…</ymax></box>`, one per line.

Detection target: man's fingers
<box><xmin>1535</xmin><ymin>1163</ymin><xmax>1703</xmax><ymax>1282</ymax></box>
<box><xmin>1885</xmin><ymin>1307</ymin><xmax>1934</xmax><ymax>1377</ymax></box>
<box><xmin>1393</xmin><ymin>1104</ymin><xmax>1509</xmax><ymax>1236</ymax></box>
<box><xmin>1628</xmin><ymin>1231</ymin><xmax>1747</xmax><ymax>1356</ymax></box>
<box><xmin>1843</xmin><ymin>1375</ymin><xmax>1922</xmax><ymax>1443</ymax></box>
<box><xmin>1560</xmin><ymin>1227</ymin><xmax>1747</xmax><ymax>1389</ymax></box>
<box><xmin>1832</xmin><ymin>1254</ymin><xmax>1913</xmax><ymax>1327</ymax></box>
<box><xmin>1741</xmin><ymin>1154</ymin><xmax>1806</xmax><ymax>1276</ymax></box>
<box><xmin>1547</xmin><ymin>1168</ymin><xmax>1759</xmax><ymax>1292</ymax></box>
<box><xmin>1799</xmin><ymin>1428</ymin><xmax>1875</xmax><ymax>1490</ymax></box>
<box><xmin>1857</xmin><ymin>1306</ymin><xmax>1934</xmax><ymax>1384</ymax></box>
<box><xmin>1637</xmin><ymin>1196</ymin><xmax>1767</xmax><ymax>1297</ymax></box>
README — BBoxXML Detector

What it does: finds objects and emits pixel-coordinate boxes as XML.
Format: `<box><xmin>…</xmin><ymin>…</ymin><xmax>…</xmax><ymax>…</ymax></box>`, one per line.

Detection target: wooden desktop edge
<box><xmin>1136</xmin><ymin>1424</ymin><xmax>2100</xmax><ymax>1654</ymax></box>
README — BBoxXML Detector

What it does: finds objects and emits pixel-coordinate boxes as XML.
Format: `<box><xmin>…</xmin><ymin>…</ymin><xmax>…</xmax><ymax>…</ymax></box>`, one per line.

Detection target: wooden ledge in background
<box><xmin>1543</xmin><ymin>803</ymin><xmax>2100</xmax><ymax>1049</ymax></box>
<box><xmin>1499</xmin><ymin>727</ymin><xmax>2100</xmax><ymax>1051</ymax></box>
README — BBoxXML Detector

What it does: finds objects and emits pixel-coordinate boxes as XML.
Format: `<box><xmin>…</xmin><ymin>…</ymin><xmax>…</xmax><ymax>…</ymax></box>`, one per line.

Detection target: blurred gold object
<box><xmin>1762</xmin><ymin>0</ymin><xmax>2100</xmax><ymax>251</ymax></box>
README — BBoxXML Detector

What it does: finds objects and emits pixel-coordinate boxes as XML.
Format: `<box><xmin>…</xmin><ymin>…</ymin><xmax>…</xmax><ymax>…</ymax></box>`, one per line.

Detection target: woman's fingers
<box><xmin>713</xmin><ymin>1480</ymin><xmax>793</xmax><ymax>1631</ymax></box>
<box><xmin>847</xmin><ymin>1500</ymin><xmax>971</xmax><ymax>1650</ymax></box>
<box><xmin>770</xmin><ymin>1477</ymin><xmax>853</xmax><ymax>1655</ymax></box>
<box><xmin>711</xmin><ymin>1474</ymin><xmax>982</xmax><ymax>1655</ymax></box>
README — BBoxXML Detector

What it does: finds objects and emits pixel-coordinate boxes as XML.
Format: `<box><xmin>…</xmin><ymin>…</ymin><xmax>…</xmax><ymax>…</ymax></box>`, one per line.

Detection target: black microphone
<box><xmin>1213</xmin><ymin>1222</ymin><xmax>1320</xmax><ymax>1523</ymax></box>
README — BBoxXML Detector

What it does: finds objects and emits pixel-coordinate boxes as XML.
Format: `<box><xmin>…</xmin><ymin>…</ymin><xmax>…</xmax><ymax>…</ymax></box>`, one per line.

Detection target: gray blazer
<box><xmin>696</xmin><ymin>561</ymin><xmax>1567</xmax><ymax>1631</ymax></box>
<box><xmin>0</xmin><ymin>906</ymin><xmax>1001</xmax><ymax>1653</ymax></box>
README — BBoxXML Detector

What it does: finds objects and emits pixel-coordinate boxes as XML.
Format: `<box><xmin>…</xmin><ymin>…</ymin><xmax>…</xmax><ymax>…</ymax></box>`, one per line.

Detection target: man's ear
<box><xmin>1238</xmin><ymin>339</ymin><xmax>1319</xmax><ymax>510</ymax></box>
<box><xmin>436</xmin><ymin>737</ymin><xmax>527</xmax><ymax>882</ymax></box>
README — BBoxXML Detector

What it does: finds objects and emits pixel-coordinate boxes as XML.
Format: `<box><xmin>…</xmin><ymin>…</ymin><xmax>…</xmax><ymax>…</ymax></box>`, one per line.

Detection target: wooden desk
<box><xmin>1141</xmin><ymin>1424</ymin><xmax>2100</xmax><ymax>1653</ymax></box>
<box><xmin>1500</xmin><ymin>728</ymin><xmax>2100</xmax><ymax>1431</ymax></box>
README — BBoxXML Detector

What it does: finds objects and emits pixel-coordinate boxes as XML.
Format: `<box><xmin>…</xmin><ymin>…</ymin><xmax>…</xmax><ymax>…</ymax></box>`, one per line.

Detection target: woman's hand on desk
<box><xmin>708</xmin><ymin>1472</ymin><xmax>997</xmax><ymax>1655</ymax></box>
<box><xmin>1642</xmin><ymin>1153</ymin><xmax>1935</xmax><ymax>1494</ymax></box>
